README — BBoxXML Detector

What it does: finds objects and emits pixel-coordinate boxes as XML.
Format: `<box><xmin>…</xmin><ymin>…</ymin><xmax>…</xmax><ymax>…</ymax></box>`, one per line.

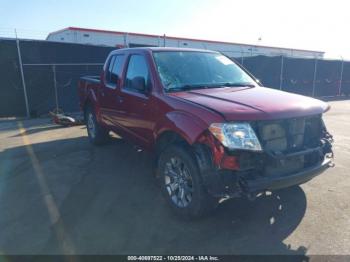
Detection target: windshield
<box><xmin>152</xmin><ymin>51</ymin><xmax>257</xmax><ymax>92</ymax></box>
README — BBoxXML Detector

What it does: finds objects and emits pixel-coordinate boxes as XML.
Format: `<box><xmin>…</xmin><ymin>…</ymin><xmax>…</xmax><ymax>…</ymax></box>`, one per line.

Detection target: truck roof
<box><xmin>112</xmin><ymin>47</ymin><xmax>218</xmax><ymax>54</ymax></box>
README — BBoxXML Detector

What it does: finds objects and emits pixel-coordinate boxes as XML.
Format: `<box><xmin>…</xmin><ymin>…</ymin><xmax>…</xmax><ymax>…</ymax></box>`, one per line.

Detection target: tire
<box><xmin>85</xmin><ymin>106</ymin><xmax>110</xmax><ymax>145</ymax></box>
<box><xmin>158</xmin><ymin>144</ymin><xmax>218</xmax><ymax>219</ymax></box>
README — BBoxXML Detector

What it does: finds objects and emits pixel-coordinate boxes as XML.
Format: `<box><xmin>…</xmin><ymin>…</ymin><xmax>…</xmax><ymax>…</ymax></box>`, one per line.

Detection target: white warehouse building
<box><xmin>46</xmin><ymin>27</ymin><xmax>324</xmax><ymax>58</ymax></box>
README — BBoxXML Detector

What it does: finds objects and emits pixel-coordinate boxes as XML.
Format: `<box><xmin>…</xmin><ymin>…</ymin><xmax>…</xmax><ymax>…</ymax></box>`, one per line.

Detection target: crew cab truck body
<box><xmin>78</xmin><ymin>47</ymin><xmax>333</xmax><ymax>218</ymax></box>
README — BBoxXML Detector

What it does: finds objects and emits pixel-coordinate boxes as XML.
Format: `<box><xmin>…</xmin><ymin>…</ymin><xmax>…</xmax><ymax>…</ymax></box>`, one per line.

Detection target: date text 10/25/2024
<box><xmin>127</xmin><ymin>256</ymin><xmax>219</xmax><ymax>261</ymax></box>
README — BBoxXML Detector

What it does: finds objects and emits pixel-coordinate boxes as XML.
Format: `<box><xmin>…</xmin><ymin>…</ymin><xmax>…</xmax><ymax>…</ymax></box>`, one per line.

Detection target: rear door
<box><xmin>99</xmin><ymin>54</ymin><xmax>125</xmax><ymax>127</ymax></box>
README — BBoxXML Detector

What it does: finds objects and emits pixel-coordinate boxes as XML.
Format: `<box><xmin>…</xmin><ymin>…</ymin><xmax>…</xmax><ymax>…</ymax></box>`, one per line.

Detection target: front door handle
<box><xmin>117</xmin><ymin>95</ymin><xmax>124</xmax><ymax>103</ymax></box>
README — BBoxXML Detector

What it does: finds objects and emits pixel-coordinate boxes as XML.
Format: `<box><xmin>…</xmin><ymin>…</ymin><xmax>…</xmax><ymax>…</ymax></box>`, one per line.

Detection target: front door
<box><xmin>117</xmin><ymin>53</ymin><xmax>157</xmax><ymax>148</ymax></box>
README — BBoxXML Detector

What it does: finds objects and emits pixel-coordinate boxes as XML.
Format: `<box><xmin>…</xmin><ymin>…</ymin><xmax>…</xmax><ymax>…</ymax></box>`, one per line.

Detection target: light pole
<box><xmin>256</xmin><ymin>36</ymin><xmax>262</xmax><ymax>56</ymax></box>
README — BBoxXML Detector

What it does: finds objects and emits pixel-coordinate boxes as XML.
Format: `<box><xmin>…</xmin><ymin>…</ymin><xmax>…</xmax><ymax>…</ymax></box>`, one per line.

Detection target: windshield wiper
<box><xmin>167</xmin><ymin>84</ymin><xmax>211</xmax><ymax>92</ymax></box>
<box><xmin>166</xmin><ymin>82</ymin><xmax>255</xmax><ymax>92</ymax></box>
<box><xmin>218</xmin><ymin>82</ymin><xmax>256</xmax><ymax>87</ymax></box>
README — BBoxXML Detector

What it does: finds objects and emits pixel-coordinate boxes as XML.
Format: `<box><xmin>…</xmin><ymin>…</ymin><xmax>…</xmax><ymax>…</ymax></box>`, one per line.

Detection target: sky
<box><xmin>1</xmin><ymin>0</ymin><xmax>349</xmax><ymax>59</ymax></box>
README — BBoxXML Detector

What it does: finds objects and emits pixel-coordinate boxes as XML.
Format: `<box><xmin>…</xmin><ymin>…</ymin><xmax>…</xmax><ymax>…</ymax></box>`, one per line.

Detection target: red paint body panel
<box><xmin>78</xmin><ymin>47</ymin><xmax>329</xmax><ymax>170</ymax></box>
<box><xmin>170</xmin><ymin>86</ymin><xmax>329</xmax><ymax>121</ymax></box>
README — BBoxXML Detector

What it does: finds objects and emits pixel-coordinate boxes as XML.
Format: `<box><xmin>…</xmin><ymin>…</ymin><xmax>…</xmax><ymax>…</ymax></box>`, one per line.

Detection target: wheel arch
<box><xmin>154</xmin><ymin>111</ymin><xmax>208</xmax><ymax>147</ymax></box>
<box><xmin>82</xmin><ymin>90</ymin><xmax>102</xmax><ymax>123</ymax></box>
<box><xmin>155</xmin><ymin>130</ymin><xmax>190</xmax><ymax>157</ymax></box>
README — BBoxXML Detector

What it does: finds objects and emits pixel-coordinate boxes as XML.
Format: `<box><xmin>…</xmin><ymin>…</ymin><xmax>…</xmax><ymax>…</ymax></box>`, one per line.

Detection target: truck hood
<box><xmin>170</xmin><ymin>86</ymin><xmax>329</xmax><ymax>121</ymax></box>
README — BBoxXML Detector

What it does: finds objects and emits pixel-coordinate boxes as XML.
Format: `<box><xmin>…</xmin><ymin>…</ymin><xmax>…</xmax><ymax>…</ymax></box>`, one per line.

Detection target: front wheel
<box><xmin>85</xmin><ymin>106</ymin><xmax>110</xmax><ymax>145</ymax></box>
<box><xmin>158</xmin><ymin>145</ymin><xmax>218</xmax><ymax>219</ymax></box>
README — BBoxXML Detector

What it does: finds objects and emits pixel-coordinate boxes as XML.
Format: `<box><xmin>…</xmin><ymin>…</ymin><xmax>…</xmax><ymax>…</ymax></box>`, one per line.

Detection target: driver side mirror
<box><xmin>131</xmin><ymin>76</ymin><xmax>148</xmax><ymax>93</ymax></box>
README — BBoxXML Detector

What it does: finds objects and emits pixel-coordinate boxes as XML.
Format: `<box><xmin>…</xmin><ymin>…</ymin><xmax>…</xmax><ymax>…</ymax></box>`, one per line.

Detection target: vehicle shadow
<box><xmin>0</xmin><ymin>135</ymin><xmax>308</xmax><ymax>257</ymax></box>
<box><xmin>10</xmin><ymin>124</ymin><xmax>64</xmax><ymax>137</ymax></box>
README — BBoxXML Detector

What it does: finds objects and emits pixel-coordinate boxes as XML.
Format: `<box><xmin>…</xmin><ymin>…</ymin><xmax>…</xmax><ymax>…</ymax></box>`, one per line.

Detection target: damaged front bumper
<box><xmin>195</xmin><ymin>136</ymin><xmax>334</xmax><ymax>199</ymax></box>
<box><xmin>202</xmin><ymin>155</ymin><xmax>334</xmax><ymax>199</ymax></box>
<box><xmin>195</xmin><ymin>118</ymin><xmax>334</xmax><ymax>199</ymax></box>
<box><xmin>241</xmin><ymin>157</ymin><xmax>333</xmax><ymax>194</ymax></box>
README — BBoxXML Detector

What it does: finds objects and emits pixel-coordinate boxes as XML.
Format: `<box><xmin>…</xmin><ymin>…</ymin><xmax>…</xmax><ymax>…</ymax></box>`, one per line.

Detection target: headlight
<box><xmin>209</xmin><ymin>122</ymin><xmax>262</xmax><ymax>151</ymax></box>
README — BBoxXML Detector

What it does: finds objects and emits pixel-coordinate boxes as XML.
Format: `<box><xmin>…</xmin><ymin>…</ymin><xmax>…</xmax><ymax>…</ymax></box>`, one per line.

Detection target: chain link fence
<box><xmin>22</xmin><ymin>63</ymin><xmax>104</xmax><ymax>117</ymax></box>
<box><xmin>1</xmin><ymin>38</ymin><xmax>349</xmax><ymax>118</ymax></box>
<box><xmin>225</xmin><ymin>52</ymin><xmax>349</xmax><ymax>98</ymax></box>
<box><xmin>0</xmin><ymin>38</ymin><xmax>114</xmax><ymax>117</ymax></box>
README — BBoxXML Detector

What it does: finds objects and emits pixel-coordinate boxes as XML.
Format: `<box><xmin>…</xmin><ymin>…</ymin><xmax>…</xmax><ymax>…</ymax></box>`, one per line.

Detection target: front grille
<box><xmin>253</xmin><ymin>115</ymin><xmax>323</xmax><ymax>177</ymax></box>
<box><xmin>255</xmin><ymin>115</ymin><xmax>322</xmax><ymax>153</ymax></box>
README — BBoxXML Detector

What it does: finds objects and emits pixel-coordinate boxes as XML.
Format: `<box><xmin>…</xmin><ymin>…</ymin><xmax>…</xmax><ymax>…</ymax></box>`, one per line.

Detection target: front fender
<box><xmin>154</xmin><ymin>111</ymin><xmax>208</xmax><ymax>145</ymax></box>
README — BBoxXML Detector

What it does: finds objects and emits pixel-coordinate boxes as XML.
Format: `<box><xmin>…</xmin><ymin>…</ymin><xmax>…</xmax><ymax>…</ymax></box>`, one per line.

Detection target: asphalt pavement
<box><xmin>0</xmin><ymin>100</ymin><xmax>349</xmax><ymax>256</ymax></box>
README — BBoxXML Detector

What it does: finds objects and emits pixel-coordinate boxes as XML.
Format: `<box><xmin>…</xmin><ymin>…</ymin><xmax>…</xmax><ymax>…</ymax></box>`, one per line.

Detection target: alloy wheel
<box><xmin>87</xmin><ymin>113</ymin><xmax>96</xmax><ymax>138</ymax></box>
<box><xmin>164</xmin><ymin>156</ymin><xmax>194</xmax><ymax>208</ymax></box>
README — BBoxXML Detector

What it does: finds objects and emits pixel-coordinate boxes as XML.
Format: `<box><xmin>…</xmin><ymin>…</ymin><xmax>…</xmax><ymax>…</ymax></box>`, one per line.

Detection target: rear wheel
<box><xmin>158</xmin><ymin>145</ymin><xmax>218</xmax><ymax>219</ymax></box>
<box><xmin>85</xmin><ymin>106</ymin><xmax>110</xmax><ymax>145</ymax></box>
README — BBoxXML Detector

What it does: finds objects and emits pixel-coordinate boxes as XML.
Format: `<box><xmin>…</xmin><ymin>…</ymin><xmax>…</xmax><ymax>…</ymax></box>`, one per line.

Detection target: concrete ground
<box><xmin>0</xmin><ymin>100</ymin><xmax>349</xmax><ymax>256</ymax></box>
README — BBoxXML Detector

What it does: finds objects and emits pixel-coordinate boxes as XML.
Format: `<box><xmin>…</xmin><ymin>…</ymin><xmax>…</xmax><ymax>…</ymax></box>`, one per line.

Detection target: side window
<box><xmin>110</xmin><ymin>55</ymin><xmax>124</xmax><ymax>84</ymax></box>
<box><xmin>125</xmin><ymin>55</ymin><xmax>150</xmax><ymax>93</ymax></box>
<box><xmin>105</xmin><ymin>55</ymin><xmax>124</xmax><ymax>86</ymax></box>
<box><xmin>105</xmin><ymin>56</ymin><xmax>115</xmax><ymax>83</ymax></box>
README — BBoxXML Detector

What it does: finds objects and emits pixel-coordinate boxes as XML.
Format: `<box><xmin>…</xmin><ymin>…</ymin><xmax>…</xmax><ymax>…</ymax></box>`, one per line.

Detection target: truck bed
<box><xmin>78</xmin><ymin>75</ymin><xmax>101</xmax><ymax>111</ymax></box>
<box><xmin>80</xmin><ymin>75</ymin><xmax>101</xmax><ymax>83</ymax></box>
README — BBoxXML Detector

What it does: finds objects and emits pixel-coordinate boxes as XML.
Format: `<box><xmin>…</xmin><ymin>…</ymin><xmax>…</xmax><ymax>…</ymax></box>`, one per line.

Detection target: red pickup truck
<box><xmin>78</xmin><ymin>47</ymin><xmax>333</xmax><ymax>218</ymax></box>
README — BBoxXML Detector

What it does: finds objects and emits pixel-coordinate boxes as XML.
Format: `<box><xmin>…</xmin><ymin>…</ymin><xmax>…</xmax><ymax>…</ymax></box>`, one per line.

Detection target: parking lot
<box><xmin>0</xmin><ymin>100</ymin><xmax>349</xmax><ymax>255</ymax></box>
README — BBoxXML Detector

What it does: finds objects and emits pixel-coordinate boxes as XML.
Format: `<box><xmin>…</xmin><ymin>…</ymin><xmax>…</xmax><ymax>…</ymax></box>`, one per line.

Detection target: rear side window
<box><xmin>105</xmin><ymin>56</ymin><xmax>115</xmax><ymax>83</ymax></box>
<box><xmin>105</xmin><ymin>55</ymin><xmax>125</xmax><ymax>86</ymax></box>
<box><xmin>125</xmin><ymin>55</ymin><xmax>150</xmax><ymax>93</ymax></box>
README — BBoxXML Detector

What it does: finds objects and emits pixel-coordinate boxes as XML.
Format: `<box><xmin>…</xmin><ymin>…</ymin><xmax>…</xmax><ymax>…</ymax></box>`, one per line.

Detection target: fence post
<box><xmin>52</xmin><ymin>65</ymin><xmax>59</xmax><ymax>112</ymax></box>
<box><xmin>339</xmin><ymin>58</ymin><xmax>344</xmax><ymax>96</ymax></box>
<box><xmin>312</xmin><ymin>58</ymin><xmax>318</xmax><ymax>97</ymax></box>
<box><xmin>279</xmin><ymin>55</ymin><xmax>284</xmax><ymax>90</ymax></box>
<box><xmin>15</xmin><ymin>32</ymin><xmax>30</xmax><ymax>118</ymax></box>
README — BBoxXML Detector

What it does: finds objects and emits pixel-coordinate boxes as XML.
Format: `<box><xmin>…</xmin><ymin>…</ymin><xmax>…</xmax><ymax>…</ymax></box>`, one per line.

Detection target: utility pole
<box><xmin>52</xmin><ymin>65</ymin><xmax>59</xmax><ymax>113</ymax></box>
<box><xmin>15</xmin><ymin>29</ymin><xmax>30</xmax><ymax>118</ymax></box>
<box><xmin>279</xmin><ymin>55</ymin><xmax>284</xmax><ymax>90</ymax></box>
<box><xmin>312</xmin><ymin>58</ymin><xmax>318</xmax><ymax>97</ymax></box>
<box><xmin>123</xmin><ymin>33</ymin><xmax>128</xmax><ymax>47</ymax></box>
<box><xmin>339</xmin><ymin>55</ymin><xmax>344</xmax><ymax>96</ymax></box>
